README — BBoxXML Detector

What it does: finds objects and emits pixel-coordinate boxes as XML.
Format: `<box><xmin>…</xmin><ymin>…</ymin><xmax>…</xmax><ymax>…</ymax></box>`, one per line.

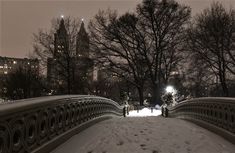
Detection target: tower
<box><xmin>47</xmin><ymin>17</ymin><xmax>93</xmax><ymax>95</ymax></box>
<box><xmin>76</xmin><ymin>20</ymin><xmax>89</xmax><ymax>57</ymax></box>
<box><xmin>54</xmin><ymin>18</ymin><xmax>69</xmax><ymax>58</ymax></box>
<box><xmin>47</xmin><ymin>17</ymin><xmax>70</xmax><ymax>94</ymax></box>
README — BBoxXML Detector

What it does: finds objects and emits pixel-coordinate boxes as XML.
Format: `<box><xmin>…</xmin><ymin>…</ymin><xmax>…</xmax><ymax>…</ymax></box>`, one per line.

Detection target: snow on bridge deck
<box><xmin>51</xmin><ymin>116</ymin><xmax>234</xmax><ymax>153</ymax></box>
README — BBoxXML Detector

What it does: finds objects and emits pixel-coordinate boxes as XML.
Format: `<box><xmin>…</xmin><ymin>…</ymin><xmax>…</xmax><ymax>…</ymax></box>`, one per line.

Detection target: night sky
<box><xmin>1</xmin><ymin>0</ymin><xmax>234</xmax><ymax>58</ymax></box>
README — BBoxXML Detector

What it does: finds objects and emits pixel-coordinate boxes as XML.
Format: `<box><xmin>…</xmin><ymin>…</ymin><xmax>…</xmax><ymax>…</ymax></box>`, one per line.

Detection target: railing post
<box><xmin>165</xmin><ymin>107</ymin><xmax>168</xmax><ymax>117</ymax></box>
<box><xmin>123</xmin><ymin>106</ymin><xmax>126</xmax><ymax>117</ymax></box>
<box><xmin>161</xmin><ymin>106</ymin><xmax>168</xmax><ymax>117</ymax></box>
<box><xmin>126</xmin><ymin>105</ymin><xmax>129</xmax><ymax>115</ymax></box>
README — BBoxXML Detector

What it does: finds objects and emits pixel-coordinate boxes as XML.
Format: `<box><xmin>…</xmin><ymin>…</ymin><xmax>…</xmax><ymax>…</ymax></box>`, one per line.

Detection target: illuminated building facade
<box><xmin>0</xmin><ymin>56</ymin><xmax>39</xmax><ymax>78</ymax></box>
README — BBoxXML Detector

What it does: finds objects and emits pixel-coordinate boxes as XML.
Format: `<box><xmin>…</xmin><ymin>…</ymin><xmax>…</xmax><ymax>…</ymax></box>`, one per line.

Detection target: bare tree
<box><xmin>89</xmin><ymin>0</ymin><xmax>190</xmax><ymax>105</ymax></box>
<box><xmin>137</xmin><ymin>0</ymin><xmax>191</xmax><ymax>104</ymax></box>
<box><xmin>187</xmin><ymin>2</ymin><xmax>235</xmax><ymax>96</ymax></box>
<box><xmin>89</xmin><ymin>11</ymin><xmax>149</xmax><ymax>105</ymax></box>
<box><xmin>185</xmin><ymin>52</ymin><xmax>216</xmax><ymax>97</ymax></box>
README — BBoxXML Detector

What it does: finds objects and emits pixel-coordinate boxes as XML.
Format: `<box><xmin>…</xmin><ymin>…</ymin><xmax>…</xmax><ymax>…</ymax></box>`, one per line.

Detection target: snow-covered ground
<box><xmin>127</xmin><ymin>108</ymin><xmax>162</xmax><ymax>117</ymax></box>
<box><xmin>51</xmin><ymin>117</ymin><xmax>235</xmax><ymax>153</ymax></box>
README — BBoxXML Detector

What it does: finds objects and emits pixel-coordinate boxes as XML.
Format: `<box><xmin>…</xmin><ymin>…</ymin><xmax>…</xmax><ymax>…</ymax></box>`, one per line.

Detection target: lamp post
<box><xmin>165</xmin><ymin>85</ymin><xmax>177</xmax><ymax>106</ymax></box>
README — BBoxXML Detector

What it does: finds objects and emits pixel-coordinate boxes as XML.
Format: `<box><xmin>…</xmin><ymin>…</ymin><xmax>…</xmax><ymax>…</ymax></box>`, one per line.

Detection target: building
<box><xmin>47</xmin><ymin>18</ymin><xmax>93</xmax><ymax>94</ymax></box>
<box><xmin>0</xmin><ymin>56</ymin><xmax>40</xmax><ymax>98</ymax></box>
<box><xmin>0</xmin><ymin>56</ymin><xmax>39</xmax><ymax>78</ymax></box>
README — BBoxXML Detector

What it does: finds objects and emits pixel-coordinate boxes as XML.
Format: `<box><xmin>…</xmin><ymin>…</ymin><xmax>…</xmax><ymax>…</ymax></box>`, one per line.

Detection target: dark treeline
<box><xmin>1</xmin><ymin>0</ymin><xmax>234</xmax><ymax>105</ymax></box>
<box><xmin>0</xmin><ymin>66</ymin><xmax>45</xmax><ymax>100</ymax></box>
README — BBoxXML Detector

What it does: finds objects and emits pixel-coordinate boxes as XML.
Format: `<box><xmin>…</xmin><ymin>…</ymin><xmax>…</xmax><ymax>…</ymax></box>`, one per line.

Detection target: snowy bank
<box><xmin>127</xmin><ymin>107</ymin><xmax>162</xmax><ymax>117</ymax></box>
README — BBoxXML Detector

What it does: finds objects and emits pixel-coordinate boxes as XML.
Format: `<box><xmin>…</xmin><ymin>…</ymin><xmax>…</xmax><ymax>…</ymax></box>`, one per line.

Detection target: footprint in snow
<box><xmin>140</xmin><ymin>144</ymin><xmax>146</xmax><ymax>147</ymax></box>
<box><xmin>187</xmin><ymin>148</ymin><xmax>192</xmax><ymax>153</ymax></box>
<box><xmin>117</xmin><ymin>141</ymin><xmax>124</xmax><ymax>146</ymax></box>
<box><xmin>184</xmin><ymin>141</ymin><xmax>190</xmax><ymax>145</ymax></box>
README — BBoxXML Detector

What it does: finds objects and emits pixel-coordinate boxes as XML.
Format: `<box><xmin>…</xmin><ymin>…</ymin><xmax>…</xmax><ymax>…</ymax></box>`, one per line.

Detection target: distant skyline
<box><xmin>1</xmin><ymin>0</ymin><xmax>235</xmax><ymax>58</ymax></box>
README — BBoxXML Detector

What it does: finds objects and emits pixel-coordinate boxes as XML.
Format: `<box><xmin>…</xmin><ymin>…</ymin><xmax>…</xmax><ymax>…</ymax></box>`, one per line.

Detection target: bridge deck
<box><xmin>51</xmin><ymin>117</ymin><xmax>235</xmax><ymax>153</ymax></box>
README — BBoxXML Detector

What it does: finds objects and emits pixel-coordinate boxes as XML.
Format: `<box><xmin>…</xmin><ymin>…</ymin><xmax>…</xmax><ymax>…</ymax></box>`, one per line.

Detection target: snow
<box><xmin>127</xmin><ymin>107</ymin><xmax>162</xmax><ymax>117</ymax></box>
<box><xmin>51</xmin><ymin>116</ymin><xmax>235</xmax><ymax>153</ymax></box>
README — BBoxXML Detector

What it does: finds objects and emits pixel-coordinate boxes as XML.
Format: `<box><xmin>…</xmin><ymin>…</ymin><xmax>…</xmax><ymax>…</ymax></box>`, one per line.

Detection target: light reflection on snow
<box><xmin>127</xmin><ymin>107</ymin><xmax>161</xmax><ymax>117</ymax></box>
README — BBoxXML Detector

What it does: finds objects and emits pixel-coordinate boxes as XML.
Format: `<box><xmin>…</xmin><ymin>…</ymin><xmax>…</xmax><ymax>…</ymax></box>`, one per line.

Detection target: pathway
<box><xmin>51</xmin><ymin>116</ymin><xmax>235</xmax><ymax>153</ymax></box>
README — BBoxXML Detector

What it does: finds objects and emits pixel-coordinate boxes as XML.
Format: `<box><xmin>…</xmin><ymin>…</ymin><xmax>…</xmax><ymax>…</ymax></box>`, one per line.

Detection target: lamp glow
<box><xmin>166</xmin><ymin>86</ymin><xmax>174</xmax><ymax>93</ymax></box>
<box><xmin>81</xmin><ymin>18</ymin><xmax>84</xmax><ymax>22</ymax></box>
<box><xmin>61</xmin><ymin>15</ymin><xmax>64</xmax><ymax>18</ymax></box>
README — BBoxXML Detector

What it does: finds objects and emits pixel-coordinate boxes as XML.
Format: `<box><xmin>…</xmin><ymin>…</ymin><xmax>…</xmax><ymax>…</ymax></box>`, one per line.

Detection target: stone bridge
<box><xmin>0</xmin><ymin>96</ymin><xmax>234</xmax><ymax>153</ymax></box>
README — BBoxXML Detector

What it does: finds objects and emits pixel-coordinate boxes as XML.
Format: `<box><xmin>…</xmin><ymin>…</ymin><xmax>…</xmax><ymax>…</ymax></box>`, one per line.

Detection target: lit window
<box><xmin>4</xmin><ymin>71</ymin><xmax>8</xmax><ymax>74</ymax></box>
<box><xmin>28</xmin><ymin>62</ymin><xmax>30</xmax><ymax>65</ymax></box>
<box><xmin>171</xmin><ymin>71</ymin><xmax>178</xmax><ymax>75</ymax></box>
<box><xmin>0</xmin><ymin>66</ymin><xmax>3</xmax><ymax>69</ymax></box>
<box><xmin>13</xmin><ymin>61</ymin><xmax>17</xmax><ymax>64</ymax></box>
<box><xmin>59</xmin><ymin>80</ymin><xmax>63</xmax><ymax>85</ymax></box>
<box><xmin>4</xmin><ymin>64</ymin><xmax>7</xmax><ymax>68</ymax></box>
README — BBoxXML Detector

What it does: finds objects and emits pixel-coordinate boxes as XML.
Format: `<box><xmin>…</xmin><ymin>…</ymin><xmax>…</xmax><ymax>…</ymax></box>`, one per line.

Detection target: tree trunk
<box><xmin>151</xmin><ymin>84</ymin><xmax>162</xmax><ymax>105</ymax></box>
<box><xmin>67</xmin><ymin>62</ymin><xmax>71</xmax><ymax>94</ymax></box>
<box><xmin>220</xmin><ymin>73</ymin><xmax>229</xmax><ymax>96</ymax></box>
<box><xmin>218</xmin><ymin>65</ymin><xmax>229</xmax><ymax>97</ymax></box>
<box><xmin>137</xmin><ymin>87</ymin><xmax>144</xmax><ymax>106</ymax></box>
<box><xmin>221</xmin><ymin>49</ymin><xmax>229</xmax><ymax>97</ymax></box>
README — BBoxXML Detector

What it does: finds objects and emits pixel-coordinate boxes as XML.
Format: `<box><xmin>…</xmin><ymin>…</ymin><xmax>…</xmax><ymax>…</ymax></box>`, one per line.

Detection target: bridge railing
<box><xmin>162</xmin><ymin>97</ymin><xmax>235</xmax><ymax>143</ymax></box>
<box><xmin>0</xmin><ymin>95</ymin><xmax>124</xmax><ymax>153</ymax></box>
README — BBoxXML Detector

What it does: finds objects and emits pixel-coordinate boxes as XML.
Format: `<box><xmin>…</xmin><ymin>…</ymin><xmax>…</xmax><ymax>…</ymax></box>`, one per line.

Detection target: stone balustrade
<box><xmin>0</xmin><ymin>95</ymin><xmax>124</xmax><ymax>153</ymax></box>
<box><xmin>164</xmin><ymin>97</ymin><xmax>235</xmax><ymax>143</ymax></box>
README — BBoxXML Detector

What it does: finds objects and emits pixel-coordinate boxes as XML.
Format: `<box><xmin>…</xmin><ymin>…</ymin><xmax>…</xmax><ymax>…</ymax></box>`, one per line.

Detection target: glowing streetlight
<box><xmin>165</xmin><ymin>86</ymin><xmax>176</xmax><ymax>94</ymax></box>
<box><xmin>61</xmin><ymin>15</ymin><xmax>64</xmax><ymax>18</ymax></box>
<box><xmin>81</xmin><ymin>18</ymin><xmax>84</xmax><ymax>22</ymax></box>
